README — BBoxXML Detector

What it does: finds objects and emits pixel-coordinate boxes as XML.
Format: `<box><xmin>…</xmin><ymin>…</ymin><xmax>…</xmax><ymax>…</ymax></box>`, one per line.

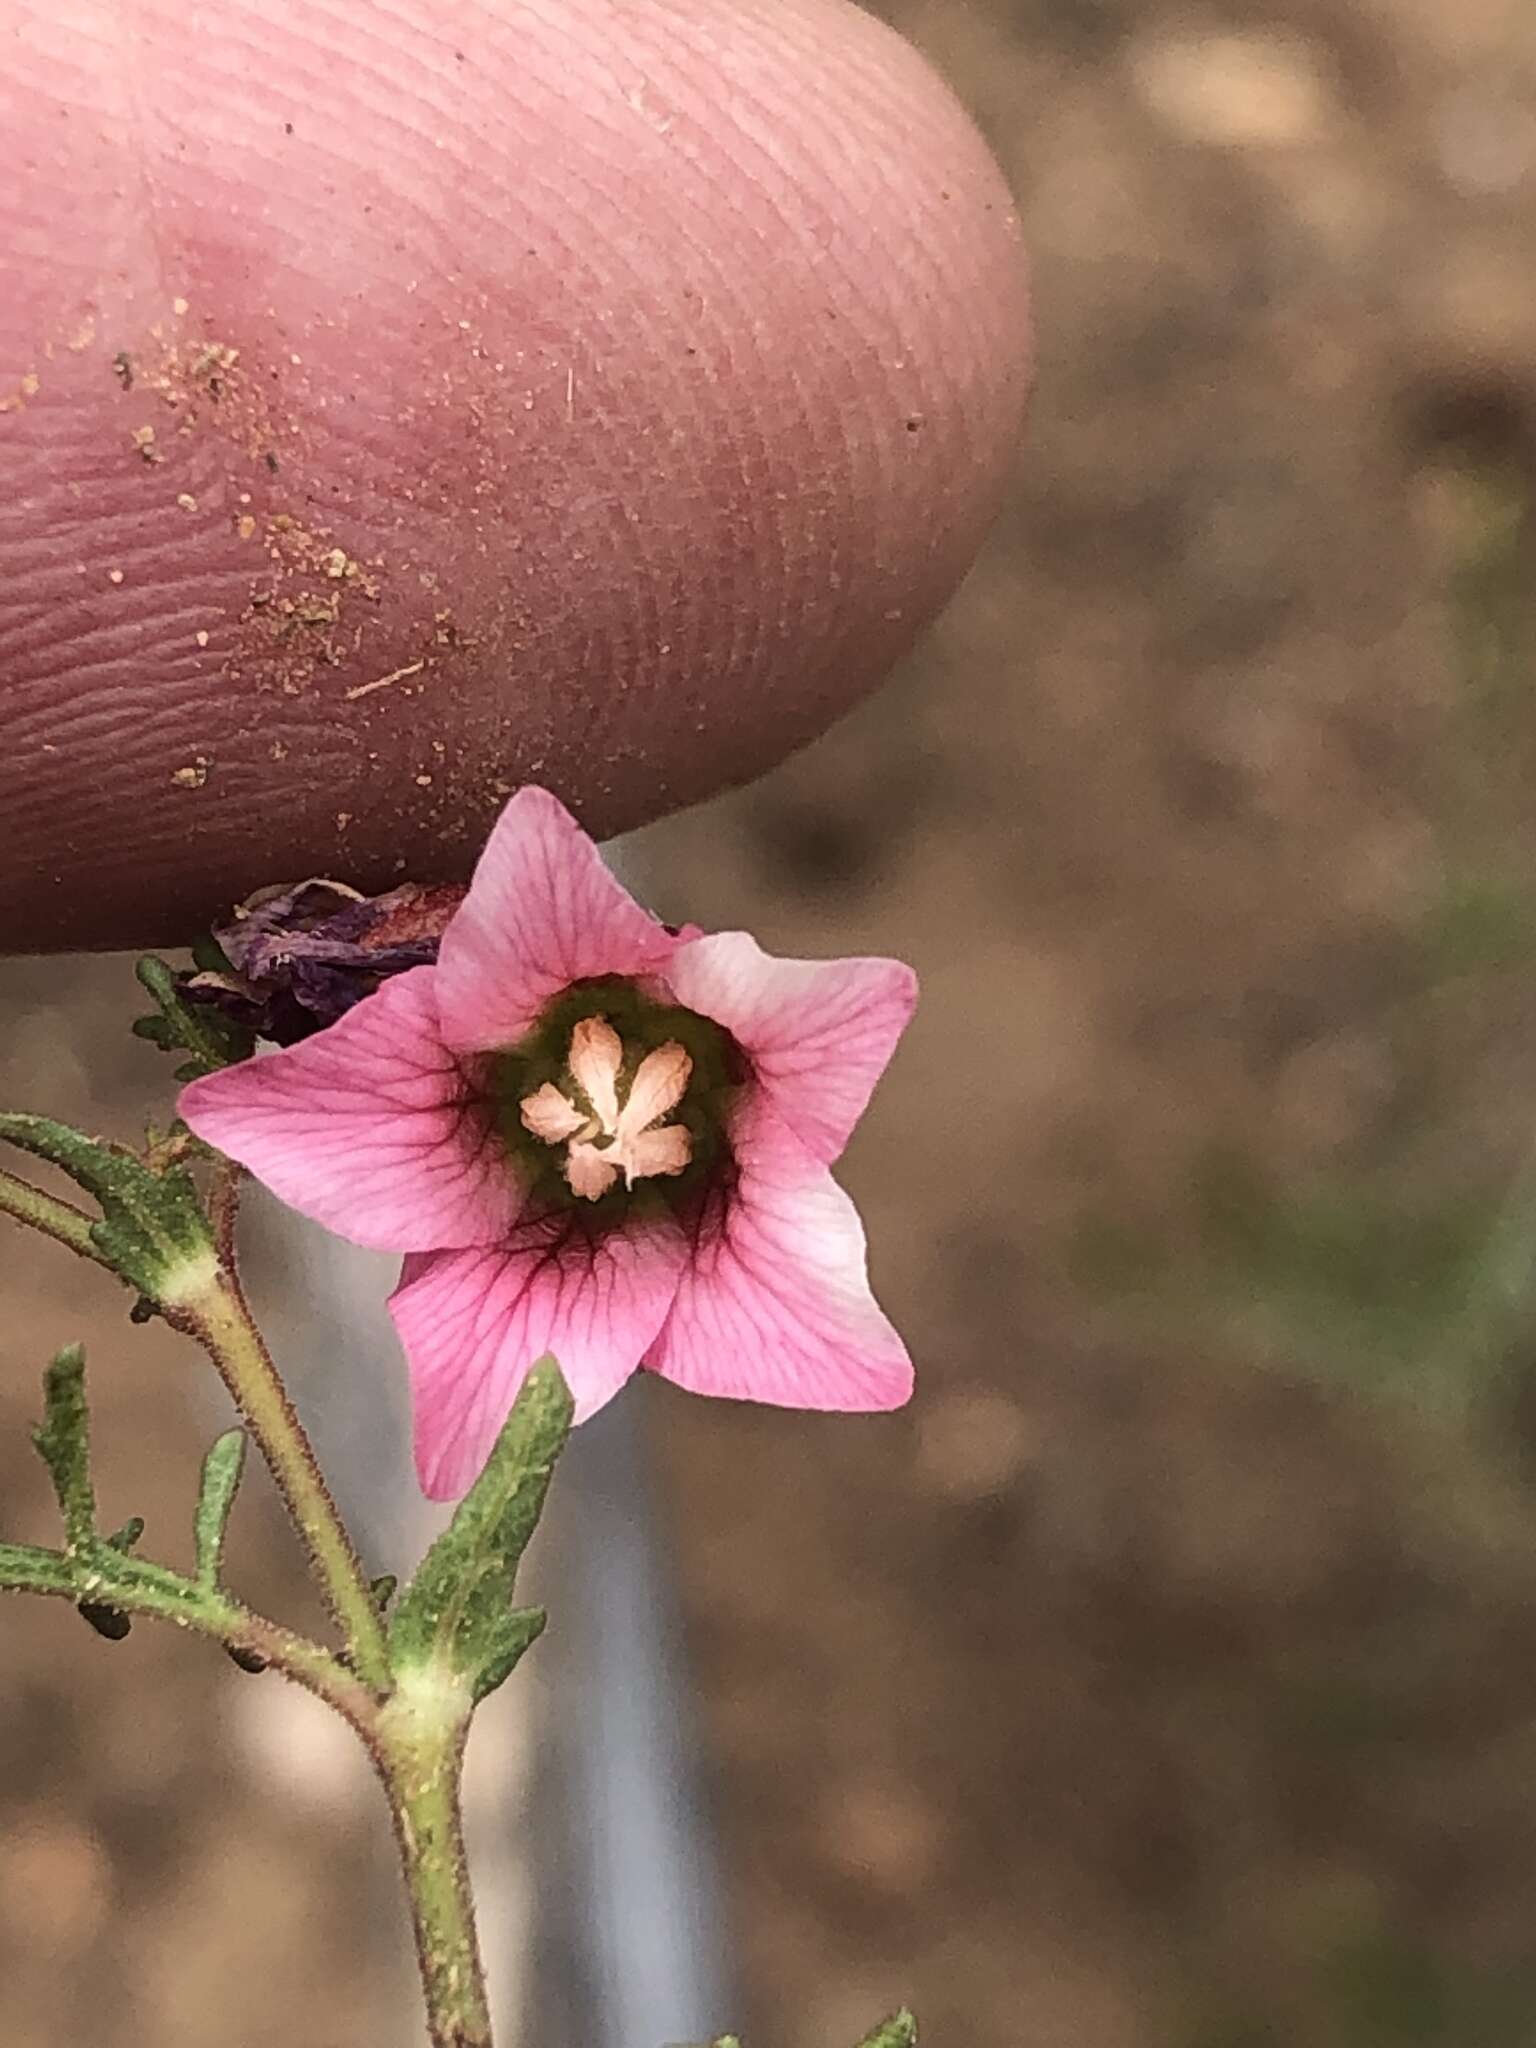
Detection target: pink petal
<box><xmin>436</xmin><ymin>788</ymin><xmax>680</xmax><ymax>1053</ymax></box>
<box><xmin>178</xmin><ymin>968</ymin><xmax>521</xmax><ymax>1251</ymax></box>
<box><xmin>664</xmin><ymin>932</ymin><xmax>917</xmax><ymax>1165</ymax></box>
<box><xmin>392</xmin><ymin>1213</ymin><xmax>689</xmax><ymax>1499</ymax></box>
<box><xmin>647</xmin><ymin>1106</ymin><xmax>913</xmax><ymax>1411</ymax></box>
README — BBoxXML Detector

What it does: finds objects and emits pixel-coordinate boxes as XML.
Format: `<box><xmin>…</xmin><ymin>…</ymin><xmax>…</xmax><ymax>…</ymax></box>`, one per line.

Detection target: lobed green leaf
<box><xmin>133</xmin><ymin>954</ymin><xmax>254</xmax><ymax>1079</ymax></box>
<box><xmin>389</xmin><ymin>1358</ymin><xmax>572</xmax><ymax>1702</ymax></box>
<box><xmin>0</xmin><ymin>1112</ymin><xmax>213</xmax><ymax>1297</ymax></box>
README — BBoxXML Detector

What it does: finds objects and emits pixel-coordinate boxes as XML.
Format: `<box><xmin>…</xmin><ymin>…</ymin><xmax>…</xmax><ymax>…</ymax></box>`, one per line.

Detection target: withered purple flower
<box><xmin>183</xmin><ymin>879</ymin><xmax>466</xmax><ymax>1045</ymax></box>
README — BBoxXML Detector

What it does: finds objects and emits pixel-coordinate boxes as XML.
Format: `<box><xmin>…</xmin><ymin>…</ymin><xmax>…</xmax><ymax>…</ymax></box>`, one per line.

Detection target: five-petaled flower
<box><xmin>179</xmin><ymin>789</ymin><xmax>917</xmax><ymax>1498</ymax></box>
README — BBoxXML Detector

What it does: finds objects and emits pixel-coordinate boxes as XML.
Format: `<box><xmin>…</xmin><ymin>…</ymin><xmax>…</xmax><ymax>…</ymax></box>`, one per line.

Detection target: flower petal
<box><xmin>647</xmin><ymin>1106</ymin><xmax>913</xmax><ymax>1411</ymax></box>
<box><xmin>436</xmin><ymin>788</ymin><xmax>680</xmax><ymax>1052</ymax></box>
<box><xmin>664</xmin><ymin>932</ymin><xmax>917</xmax><ymax>1164</ymax></box>
<box><xmin>178</xmin><ymin>968</ymin><xmax>521</xmax><ymax>1251</ymax></box>
<box><xmin>392</xmin><ymin>1213</ymin><xmax>689</xmax><ymax>1499</ymax></box>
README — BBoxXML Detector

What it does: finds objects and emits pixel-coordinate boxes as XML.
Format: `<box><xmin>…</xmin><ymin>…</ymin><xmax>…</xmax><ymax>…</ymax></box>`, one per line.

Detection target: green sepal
<box><xmin>856</xmin><ymin>2016</ymin><xmax>917</xmax><ymax>2048</ymax></box>
<box><xmin>133</xmin><ymin>954</ymin><xmax>254</xmax><ymax>1080</ymax></box>
<box><xmin>193</xmin><ymin>1429</ymin><xmax>247</xmax><ymax>1588</ymax></box>
<box><xmin>0</xmin><ymin>1113</ymin><xmax>214</xmax><ymax>1296</ymax></box>
<box><xmin>31</xmin><ymin>1345</ymin><xmax>95</xmax><ymax>1550</ymax></box>
<box><xmin>389</xmin><ymin>1358</ymin><xmax>572</xmax><ymax>1704</ymax></box>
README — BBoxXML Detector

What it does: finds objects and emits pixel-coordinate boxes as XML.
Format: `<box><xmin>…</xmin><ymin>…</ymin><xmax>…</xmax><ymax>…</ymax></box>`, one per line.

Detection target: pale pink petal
<box><xmin>568</xmin><ymin>1015</ymin><xmax>622</xmax><ymax>1131</ymax></box>
<box><xmin>566</xmin><ymin>1141</ymin><xmax>620</xmax><ymax>1201</ymax></box>
<box><xmin>647</xmin><ymin>1106</ymin><xmax>913</xmax><ymax>1411</ymax></box>
<box><xmin>392</xmin><ymin>1214</ymin><xmax>689</xmax><ymax>1499</ymax></box>
<box><xmin>436</xmin><ymin>788</ymin><xmax>680</xmax><ymax>1052</ymax></box>
<box><xmin>663</xmin><ymin>933</ymin><xmax>917</xmax><ymax>1165</ymax></box>
<box><xmin>519</xmin><ymin>1083</ymin><xmax>586</xmax><ymax>1145</ymax></box>
<box><xmin>623</xmin><ymin>1124</ymin><xmax>691</xmax><ymax>1184</ymax></box>
<box><xmin>618</xmin><ymin>1041</ymin><xmax>692</xmax><ymax>1138</ymax></box>
<box><xmin>178</xmin><ymin>968</ymin><xmax>521</xmax><ymax>1251</ymax></box>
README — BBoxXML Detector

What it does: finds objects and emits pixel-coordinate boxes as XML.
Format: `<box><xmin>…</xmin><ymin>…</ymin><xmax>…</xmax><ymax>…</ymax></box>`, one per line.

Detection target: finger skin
<box><xmin>0</xmin><ymin>0</ymin><xmax>1030</xmax><ymax>949</ymax></box>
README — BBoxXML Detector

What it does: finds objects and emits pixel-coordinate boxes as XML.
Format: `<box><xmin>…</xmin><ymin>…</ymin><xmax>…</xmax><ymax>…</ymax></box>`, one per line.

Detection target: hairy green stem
<box><xmin>172</xmin><ymin>1270</ymin><xmax>394</xmax><ymax>1696</ymax></box>
<box><xmin>207</xmin><ymin>1155</ymin><xmax>243</xmax><ymax>1271</ymax></box>
<box><xmin>0</xmin><ymin>1165</ymin><xmax>107</xmax><ymax>1267</ymax></box>
<box><xmin>376</xmin><ymin>1671</ymin><xmax>492</xmax><ymax>2048</ymax></box>
<box><xmin>0</xmin><ymin>1138</ymin><xmax>493</xmax><ymax>2037</ymax></box>
<box><xmin>0</xmin><ymin>1540</ymin><xmax>373</xmax><ymax>1727</ymax></box>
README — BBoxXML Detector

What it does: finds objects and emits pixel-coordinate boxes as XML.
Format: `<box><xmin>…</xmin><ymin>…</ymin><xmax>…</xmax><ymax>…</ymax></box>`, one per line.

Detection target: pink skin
<box><xmin>0</xmin><ymin>0</ymin><xmax>1031</xmax><ymax>951</ymax></box>
<box><xmin>179</xmin><ymin>786</ymin><xmax>917</xmax><ymax>1499</ymax></box>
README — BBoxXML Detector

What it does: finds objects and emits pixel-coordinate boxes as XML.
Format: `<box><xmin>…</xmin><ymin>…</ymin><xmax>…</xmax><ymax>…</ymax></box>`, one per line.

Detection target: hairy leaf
<box><xmin>390</xmin><ymin>1358</ymin><xmax>571</xmax><ymax>1703</ymax></box>
<box><xmin>31</xmin><ymin>1346</ymin><xmax>94</xmax><ymax>1550</ymax></box>
<box><xmin>133</xmin><ymin>954</ymin><xmax>254</xmax><ymax>1079</ymax></box>
<box><xmin>0</xmin><ymin>1113</ymin><xmax>213</xmax><ymax>1296</ymax></box>
<box><xmin>194</xmin><ymin>1430</ymin><xmax>248</xmax><ymax>1587</ymax></box>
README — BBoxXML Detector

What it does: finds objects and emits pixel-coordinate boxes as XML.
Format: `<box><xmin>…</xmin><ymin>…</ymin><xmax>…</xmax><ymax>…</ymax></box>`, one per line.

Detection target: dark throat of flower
<box><xmin>481</xmin><ymin>977</ymin><xmax>746</xmax><ymax>1230</ymax></box>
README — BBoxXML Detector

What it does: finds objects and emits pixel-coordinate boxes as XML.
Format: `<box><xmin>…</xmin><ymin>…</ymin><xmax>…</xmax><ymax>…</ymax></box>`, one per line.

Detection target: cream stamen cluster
<box><xmin>519</xmin><ymin>1016</ymin><xmax>692</xmax><ymax>1200</ymax></box>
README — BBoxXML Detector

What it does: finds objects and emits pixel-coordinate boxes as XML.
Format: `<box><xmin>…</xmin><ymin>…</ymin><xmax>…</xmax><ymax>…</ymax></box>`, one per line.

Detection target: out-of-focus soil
<box><xmin>636</xmin><ymin>3</ymin><xmax>1536</xmax><ymax>2043</ymax></box>
<box><xmin>7</xmin><ymin>3</ymin><xmax>1536</xmax><ymax>2046</ymax></box>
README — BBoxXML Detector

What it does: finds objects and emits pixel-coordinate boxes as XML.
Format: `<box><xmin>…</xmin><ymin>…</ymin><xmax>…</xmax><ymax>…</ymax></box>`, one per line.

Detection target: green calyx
<box><xmin>484</xmin><ymin>976</ymin><xmax>743</xmax><ymax>1219</ymax></box>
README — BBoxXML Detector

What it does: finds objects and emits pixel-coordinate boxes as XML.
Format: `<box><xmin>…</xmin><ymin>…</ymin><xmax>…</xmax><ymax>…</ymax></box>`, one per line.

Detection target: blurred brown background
<box><xmin>8</xmin><ymin>0</ymin><xmax>1536</xmax><ymax>2042</ymax></box>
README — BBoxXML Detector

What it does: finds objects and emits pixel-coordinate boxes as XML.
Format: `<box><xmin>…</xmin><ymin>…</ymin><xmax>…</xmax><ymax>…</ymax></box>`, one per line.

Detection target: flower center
<box><xmin>518</xmin><ymin>1015</ymin><xmax>694</xmax><ymax>1202</ymax></box>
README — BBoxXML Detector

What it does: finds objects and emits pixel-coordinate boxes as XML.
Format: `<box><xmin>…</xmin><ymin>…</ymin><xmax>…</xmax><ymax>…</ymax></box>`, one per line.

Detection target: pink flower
<box><xmin>179</xmin><ymin>789</ymin><xmax>917</xmax><ymax>1498</ymax></box>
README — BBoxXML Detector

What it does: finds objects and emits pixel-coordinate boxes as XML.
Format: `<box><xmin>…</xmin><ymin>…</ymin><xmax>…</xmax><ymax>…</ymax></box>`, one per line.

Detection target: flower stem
<box><xmin>172</xmin><ymin>1269</ymin><xmax>394</xmax><ymax>1695</ymax></box>
<box><xmin>376</xmin><ymin>1672</ymin><xmax>493</xmax><ymax>2047</ymax></box>
<box><xmin>207</xmin><ymin>1155</ymin><xmax>243</xmax><ymax>1271</ymax></box>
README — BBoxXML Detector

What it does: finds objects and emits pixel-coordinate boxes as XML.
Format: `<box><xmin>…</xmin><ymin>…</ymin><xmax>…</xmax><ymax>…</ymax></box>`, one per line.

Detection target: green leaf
<box><xmin>133</xmin><ymin>954</ymin><xmax>254</xmax><ymax>1079</ymax></box>
<box><xmin>466</xmin><ymin>1606</ymin><xmax>547</xmax><ymax>1703</ymax></box>
<box><xmin>390</xmin><ymin>1358</ymin><xmax>572</xmax><ymax>1704</ymax></box>
<box><xmin>31</xmin><ymin>1345</ymin><xmax>95</xmax><ymax>1550</ymax></box>
<box><xmin>193</xmin><ymin>1430</ymin><xmax>247</xmax><ymax>1588</ymax></box>
<box><xmin>856</xmin><ymin>2015</ymin><xmax>917</xmax><ymax>2048</ymax></box>
<box><xmin>0</xmin><ymin>1113</ymin><xmax>213</xmax><ymax>1297</ymax></box>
